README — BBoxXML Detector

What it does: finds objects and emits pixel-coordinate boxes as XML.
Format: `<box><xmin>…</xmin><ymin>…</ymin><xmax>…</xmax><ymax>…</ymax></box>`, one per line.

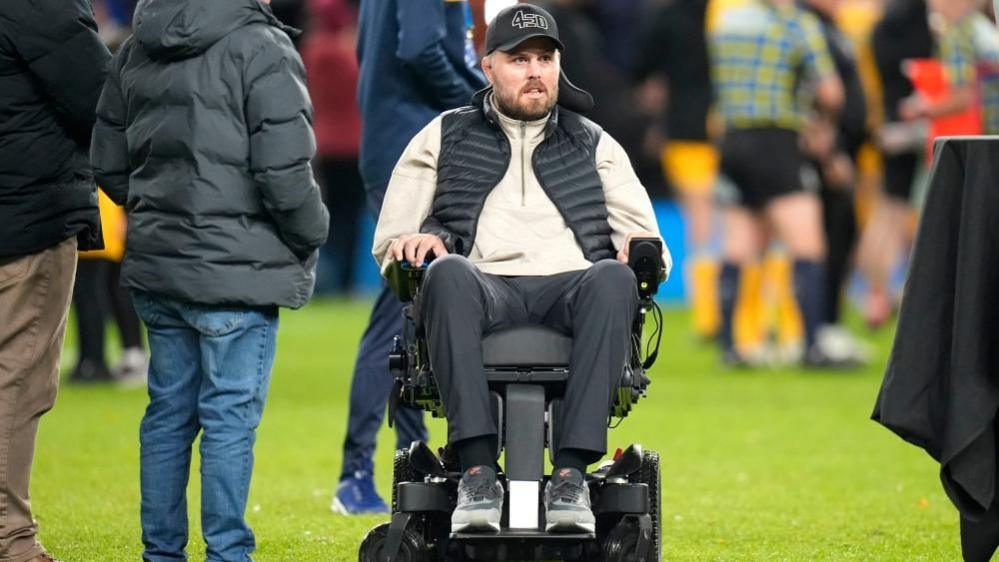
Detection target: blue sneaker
<box><xmin>331</xmin><ymin>471</ymin><xmax>389</xmax><ymax>515</ymax></box>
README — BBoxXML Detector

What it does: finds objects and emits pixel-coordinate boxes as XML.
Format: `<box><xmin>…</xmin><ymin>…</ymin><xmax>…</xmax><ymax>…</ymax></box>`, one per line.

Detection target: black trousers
<box><xmin>73</xmin><ymin>259</ymin><xmax>143</xmax><ymax>365</ymax></box>
<box><xmin>316</xmin><ymin>157</ymin><xmax>365</xmax><ymax>295</ymax></box>
<box><xmin>419</xmin><ymin>256</ymin><xmax>639</xmax><ymax>463</ymax></box>
<box><xmin>820</xmin><ymin>185</ymin><xmax>857</xmax><ymax>325</ymax></box>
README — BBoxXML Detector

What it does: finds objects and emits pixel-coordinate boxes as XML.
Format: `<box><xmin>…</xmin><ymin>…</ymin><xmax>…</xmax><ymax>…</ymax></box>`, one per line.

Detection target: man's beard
<box><xmin>493</xmin><ymin>80</ymin><xmax>558</xmax><ymax>121</ymax></box>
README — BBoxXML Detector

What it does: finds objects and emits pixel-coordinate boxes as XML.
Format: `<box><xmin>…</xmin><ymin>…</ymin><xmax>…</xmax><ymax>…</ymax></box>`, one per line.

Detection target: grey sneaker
<box><xmin>451</xmin><ymin>466</ymin><xmax>503</xmax><ymax>533</ymax></box>
<box><xmin>544</xmin><ymin>468</ymin><xmax>595</xmax><ymax>533</ymax></box>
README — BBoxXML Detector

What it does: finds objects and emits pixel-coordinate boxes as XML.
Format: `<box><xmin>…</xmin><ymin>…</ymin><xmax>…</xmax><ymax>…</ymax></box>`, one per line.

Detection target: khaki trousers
<box><xmin>0</xmin><ymin>237</ymin><xmax>77</xmax><ymax>561</ymax></box>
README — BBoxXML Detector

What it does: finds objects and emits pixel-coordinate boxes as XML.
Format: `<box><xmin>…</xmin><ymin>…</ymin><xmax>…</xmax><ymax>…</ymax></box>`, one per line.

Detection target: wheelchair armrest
<box><xmin>627</xmin><ymin>237</ymin><xmax>667</xmax><ymax>300</ymax></box>
<box><xmin>386</xmin><ymin>260</ymin><xmax>428</xmax><ymax>302</ymax></box>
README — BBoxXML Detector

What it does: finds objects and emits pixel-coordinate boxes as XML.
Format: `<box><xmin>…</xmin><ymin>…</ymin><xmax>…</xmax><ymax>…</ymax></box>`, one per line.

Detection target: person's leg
<box><xmin>665</xmin><ymin>142</ymin><xmax>721</xmax><ymax>340</ymax></box>
<box><xmin>419</xmin><ymin>255</ymin><xmax>523</xmax><ymax>532</ymax></box>
<box><xmin>335</xmin><ymin>286</ymin><xmax>428</xmax><ymax>513</ymax></box>
<box><xmin>107</xmin><ymin>261</ymin><xmax>143</xmax><ymax>350</ymax></box>
<box><xmin>820</xmin><ymin>186</ymin><xmax>857</xmax><ymax>326</ymax></box>
<box><xmin>339</xmin><ymin>288</ymin><xmax>403</xmax><ymax>478</ymax></box>
<box><xmin>190</xmin><ymin>304</ymin><xmax>278</xmax><ymax>562</ymax></box>
<box><xmin>857</xmin><ymin>194</ymin><xmax>911</xmax><ymax>328</ymax></box>
<box><xmin>70</xmin><ymin>259</ymin><xmax>112</xmax><ymax>382</ymax></box>
<box><xmin>719</xmin><ymin>207</ymin><xmax>765</xmax><ymax>361</ymax></box>
<box><xmin>765</xmin><ymin>192</ymin><xmax>827</xmax><ymax>355</ymax></box>
<box><xmin>335</xmin><ymin>181</ymin><xmax>427</xmax><ymax>513</ymax></box>
<box><xmin>133</xmin><ymin>292</ymin><xmax>203</xmax><ymax>562</ymax></box>
<box><xmin>108</xmin><ymin>261</ymin><xmax>147</xmax><ymax>381</ymax></box>
<box><xmin>529</xmin><ymin>261</ymin><xmax>637</xmax><ymax>532</ymax></box>
<box><xmin>419</xmin><ymin>255</ymin><xmax>524</xmax><ymax>461</ymax></box>
<box><xmin>533</xmin><ymin>261</ymin><xmax>639</xmax><ymax>467</ymax></box>
<box><xmin>858</xmin><ymin>150</ymin><xmax>917</xmax><ymax>328</ymax></box>
<box><xmin>0</xmin><ymin>237</ymin><xmax>76</xmax><ymax>561</ymax></box>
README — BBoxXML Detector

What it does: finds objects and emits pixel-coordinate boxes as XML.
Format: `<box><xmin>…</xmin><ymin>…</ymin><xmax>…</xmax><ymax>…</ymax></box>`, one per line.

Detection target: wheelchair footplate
<box><xmin>449</xmin><ymin>529</ymin><xmax>597</xmax><ymax>561</ymax></box>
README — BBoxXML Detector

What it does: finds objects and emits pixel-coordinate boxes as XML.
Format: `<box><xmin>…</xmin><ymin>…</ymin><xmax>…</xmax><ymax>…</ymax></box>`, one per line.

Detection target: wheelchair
<box><xmin>359</xmin><ymin>239</ymin><xmax>667</xmax><ymax>562</ymax></box>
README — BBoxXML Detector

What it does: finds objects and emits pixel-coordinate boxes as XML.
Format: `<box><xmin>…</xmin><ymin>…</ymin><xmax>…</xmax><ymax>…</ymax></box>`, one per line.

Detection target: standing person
<box><xmin>900</xmin><ymin>0</ymin><xmax>999</xmax><ymax>133</ymax></box>
<box><xmin>635</xmin><ymin>0</ymin><xmax>721</xmax><ymax>342</ymax></box>
<box><xmin>90</xmin><ymin>0</ymin><xmax>329</xmax><ymax>559</ymax></box>
<box><xmin>302</xmin><ymin>0</ymin><xmax>365</xmax><ymax>296</ymax></box>
<box><xmin>800</xmin><ymin>0</ymin><xmax>871</xmax><ymax>364</ymax></box>
<box><xmin>856</xmin><ymin>0</ymin><xmax>932</xmax><ymax>329</ymax></box>
<box><xmin>0</xmin><ymin>0</ymin><xmax>110</xmax><ymax>560</ymax></box>
<box><xmin>709</xmin><ymin>0</ymin><xmax>851</xmax><ymax>367</ymax></box>
<box><xmin>69</xmin><ymin>190</ymin><xmax>147</xmax><ymax>384</ymax></box>
<box><xmin>333</xmin><ymin>0</ymin><xmax>486</xmax><ymax>515</ymax></box>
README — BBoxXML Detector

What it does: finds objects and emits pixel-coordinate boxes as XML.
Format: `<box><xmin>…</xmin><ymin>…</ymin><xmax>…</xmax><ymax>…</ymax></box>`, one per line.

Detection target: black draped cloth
<box><xmin>873</xmin><ymin>138</ymin><xmax>999</xmax><ymax>554</ymax></box>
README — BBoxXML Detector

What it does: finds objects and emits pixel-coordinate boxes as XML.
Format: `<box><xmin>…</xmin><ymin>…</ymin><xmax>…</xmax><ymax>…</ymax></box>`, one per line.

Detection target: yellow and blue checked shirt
<box><xmin>709</xmin><ymin>0</ymin><xmax>836</xmax><ymax>131</ymax></box>
<box><xmin>939</xmin><ymin>11</ymin><xmax>999</xmax><ymax>134</ymax></box>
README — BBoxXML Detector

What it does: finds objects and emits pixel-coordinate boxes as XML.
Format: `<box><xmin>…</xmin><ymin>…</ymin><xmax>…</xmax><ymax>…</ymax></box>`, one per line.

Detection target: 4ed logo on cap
<box><xmin>511</xmin><ymin>10</ymin><xmax>549</xmax><ymax>30</ymax></box>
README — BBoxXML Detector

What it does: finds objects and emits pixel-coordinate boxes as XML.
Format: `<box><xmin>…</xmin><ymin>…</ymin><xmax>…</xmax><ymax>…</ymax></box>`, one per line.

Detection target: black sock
<box><xmin>554</xmin><ymin>448</ymin><xmax>590</xmax><ymax>474</ymax></box>
<box><xmin>456</xmin><ymin>436</ymin><xmax>496</xmax><ymax>473</ymax></box>
<box><xmin>719</xmin><ymin>262</ymin><xmax>741</xmax><ymax>353</ymax></box>
<box><xmin>792</xmin><ymin>259</ymin><xmax>826</xmax><ymax>349</ymax></box>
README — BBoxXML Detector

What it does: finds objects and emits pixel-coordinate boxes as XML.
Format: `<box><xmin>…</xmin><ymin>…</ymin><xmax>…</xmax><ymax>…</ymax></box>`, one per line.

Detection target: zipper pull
<box><xmin>520</xmin><ymin>121</ymin><xmax>527</xmax><ymax>206</ymax></box>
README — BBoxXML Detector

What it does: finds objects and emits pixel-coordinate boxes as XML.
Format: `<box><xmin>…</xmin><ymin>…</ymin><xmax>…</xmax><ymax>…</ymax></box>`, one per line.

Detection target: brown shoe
<box><xmin>28</xmin><ymin>552</ymin><xmax>60</xmax><ymax>562</ymax></box>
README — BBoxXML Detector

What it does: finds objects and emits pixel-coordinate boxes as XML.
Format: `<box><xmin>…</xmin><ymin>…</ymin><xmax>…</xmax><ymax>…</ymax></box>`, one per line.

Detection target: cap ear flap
<box><xmin>557</xmin><ymin>72</ymin><xmax>594</xmax><ymax>114</ymax></box>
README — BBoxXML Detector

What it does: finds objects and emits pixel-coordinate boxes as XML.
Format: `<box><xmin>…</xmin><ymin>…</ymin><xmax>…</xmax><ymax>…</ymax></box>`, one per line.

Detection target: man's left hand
<box><xmin>617</xmin><ymin>232</ymin><xmax>662</xmax><ymax>264</ymax></box>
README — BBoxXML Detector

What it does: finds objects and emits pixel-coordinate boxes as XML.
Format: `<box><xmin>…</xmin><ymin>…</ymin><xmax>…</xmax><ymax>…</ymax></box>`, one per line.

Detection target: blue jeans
<box><xmin>132</xmin><ymin>291</ymin><xmax>278</xmax><ymax>562</ymax></box>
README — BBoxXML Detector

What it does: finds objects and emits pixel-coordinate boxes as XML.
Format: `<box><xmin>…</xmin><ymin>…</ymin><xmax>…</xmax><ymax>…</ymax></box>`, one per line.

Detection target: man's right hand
<box><xmin>389</xmin><ymin>233</ymin><xmax>449</xmax><ymax>267</ymax></box>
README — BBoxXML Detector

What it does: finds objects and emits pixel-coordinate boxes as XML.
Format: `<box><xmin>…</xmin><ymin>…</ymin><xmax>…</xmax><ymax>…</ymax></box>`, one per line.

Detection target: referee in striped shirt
<box><xmin>708</xmin><ymin>0</ymin><xmax>847</xmax><ymax>367</ymax></box>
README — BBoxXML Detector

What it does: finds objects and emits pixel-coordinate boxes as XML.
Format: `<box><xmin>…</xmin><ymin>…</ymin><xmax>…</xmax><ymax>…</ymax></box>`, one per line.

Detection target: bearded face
<box><xmin>484</xmin><ymin>38</ymin><xmax>560</xmax><ymax>121</ymax></box>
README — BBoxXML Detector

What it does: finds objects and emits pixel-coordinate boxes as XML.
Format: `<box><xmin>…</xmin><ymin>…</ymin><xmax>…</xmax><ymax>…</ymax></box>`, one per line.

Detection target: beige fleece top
<box><xmin>373</xmin><ymin>103</ymin><xmax>672</xmax><ymax>278</ymax></box>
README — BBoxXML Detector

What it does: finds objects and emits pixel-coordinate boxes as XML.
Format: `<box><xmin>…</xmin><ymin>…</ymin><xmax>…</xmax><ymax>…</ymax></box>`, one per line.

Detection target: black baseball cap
<box><xmin>485</xmin><ymin>4</ymin><xmax>565</xmax><ymax>54</ymax></box>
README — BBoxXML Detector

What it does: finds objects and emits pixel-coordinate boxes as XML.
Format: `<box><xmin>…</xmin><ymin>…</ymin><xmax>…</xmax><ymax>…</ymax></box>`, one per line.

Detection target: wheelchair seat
<box><xmin>483</xmin><ymin>325</ymin><xmax>572</xmax><ymax>368</ymax></box>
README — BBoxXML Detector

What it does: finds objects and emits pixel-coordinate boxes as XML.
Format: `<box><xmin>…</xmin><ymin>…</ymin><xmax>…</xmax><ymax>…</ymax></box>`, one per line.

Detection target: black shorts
<box><xmin>719</xmin><ymin>128</ymin><xmax>809</xmax><ymax>210</ymax></box>
<box><xmin>883</xmin><ymin>151</ymin><xmax>919</xmax><ymax>202</ymax></box>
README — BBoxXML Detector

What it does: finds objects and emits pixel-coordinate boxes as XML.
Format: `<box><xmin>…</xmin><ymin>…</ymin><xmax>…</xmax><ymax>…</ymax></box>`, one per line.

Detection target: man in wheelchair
<box><xmin>372</xmin><ymin>4</ymin><xmax>670</xmax><ymax>540</ymax></box>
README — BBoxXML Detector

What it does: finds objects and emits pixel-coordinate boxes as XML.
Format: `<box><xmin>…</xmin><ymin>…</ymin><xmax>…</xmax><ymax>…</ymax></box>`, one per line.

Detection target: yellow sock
<box><xmin>690</xmin><ymin>258</ymin><xmax>720</xmax><ymax>339</ymax></box>
<box><xmin>734</xmin><ymin>263</ymin><xmax>765</xmax><ymax>354</ymax></box>
<box><xmin>764</xmin><ymin>252</ymin><xmax>803</xmax><ymax>347</ymax></box>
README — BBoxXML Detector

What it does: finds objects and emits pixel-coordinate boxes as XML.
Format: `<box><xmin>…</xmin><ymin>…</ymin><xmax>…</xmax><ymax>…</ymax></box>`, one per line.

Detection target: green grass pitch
<box><xmin>35</xmin><ymin>299</ymin><xmax>958</xmax><ymax>560</ymax></box>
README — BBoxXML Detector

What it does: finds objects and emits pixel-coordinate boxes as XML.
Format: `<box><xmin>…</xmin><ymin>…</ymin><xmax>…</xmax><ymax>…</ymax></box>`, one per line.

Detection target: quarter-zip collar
<box><xmin>490</xmin><ymin>95</ymin><xmax>550</xmax><ymax>142</ymax></box>
<box><xmin>478</xmin><ymin>87</ymin><xmax>560</xmax><ymax>137</ymax></box>
<box><xmin>486</xmin><ymin>94</ymin><xmax>550</xmax><ymax>207</ymax></box>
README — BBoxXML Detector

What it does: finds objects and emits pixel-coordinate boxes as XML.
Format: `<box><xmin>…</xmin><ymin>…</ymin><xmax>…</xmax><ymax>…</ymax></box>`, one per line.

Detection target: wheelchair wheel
<box><xmin>392</xmin><ymin>449</ymin><xmax>423</xmax><ymax>513</ymax></box>
<box><xmin>392</xmin><ymin>448</ymin><xmax>423</xmax><ymax>513</ymax></box>
<box><xmin>629</xmin><ymin>450</ymin><xmax>661</xmax><ymax>561</ymax></box>
<box><xmin>602</xmin><ymin>519</ymin><xmax>642</xmax><ymax>562</ymax></box>
<box><xmin>358</xmin><ymin>522</ymin><xmax>429</xmax><ymax>562</ymax></box>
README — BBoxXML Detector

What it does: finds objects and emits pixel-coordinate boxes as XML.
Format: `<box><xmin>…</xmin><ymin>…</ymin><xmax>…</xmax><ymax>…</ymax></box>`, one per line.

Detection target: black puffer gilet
<box><xmin>420</xmin><ymin>90</ymin><xmax>615</xmax><ymax>262</ymax></box>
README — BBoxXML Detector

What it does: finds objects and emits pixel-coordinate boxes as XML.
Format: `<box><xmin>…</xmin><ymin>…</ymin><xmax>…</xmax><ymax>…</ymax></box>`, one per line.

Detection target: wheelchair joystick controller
<box><xmin>627</xmin><ymin>237</ymin><xmax>664</xmax><ymax>300</ymax></box>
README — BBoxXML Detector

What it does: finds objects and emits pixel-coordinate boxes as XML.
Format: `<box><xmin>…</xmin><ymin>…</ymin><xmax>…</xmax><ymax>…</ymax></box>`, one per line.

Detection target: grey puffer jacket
<box><xmin>91</xmin><ymin>0</ymin><xmax>329</xmax><ymax>309</ymax></box>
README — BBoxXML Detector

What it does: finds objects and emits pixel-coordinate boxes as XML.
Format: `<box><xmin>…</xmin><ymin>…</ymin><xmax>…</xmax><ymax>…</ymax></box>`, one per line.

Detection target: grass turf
<box><xmin>36</xmin><ymin>299</ymin><xmax>957</xmax><ymax>560</ymax></box>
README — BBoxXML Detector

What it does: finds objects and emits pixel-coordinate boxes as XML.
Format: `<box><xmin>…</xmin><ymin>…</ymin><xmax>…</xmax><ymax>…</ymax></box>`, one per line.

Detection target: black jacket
<box><xmin>91</xmin><ymin>0</ymin><xmax>329</xmax><ymax>309</ymax></box>
<box><xmin>873</xmin><ymin>138</ymin><xmax>999</xmax><ymax>519</ymax></box>
<box><xmin>0</xmin><ymin>0</ymin><xmax>110</xmax><ymax>257</ymax></box>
